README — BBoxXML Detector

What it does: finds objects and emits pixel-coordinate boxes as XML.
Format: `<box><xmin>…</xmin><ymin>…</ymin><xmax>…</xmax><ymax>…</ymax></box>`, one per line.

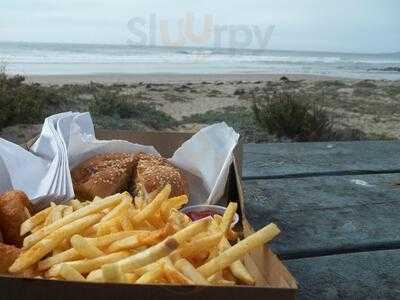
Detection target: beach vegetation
<box><xmin>315</xmin><ymin>80</ymin><xmax>347</xmax><ymax>88</ymax></box>
<box><xmin>0</xmin><ymin>60</ymin><xmax>7</xmax><ymax>75</ymax></box>
<box><xmin>352</xmin><ymin>80</ymin><xmax>377</xmax><ymax>88</ymax></box>
<box><xmin>182</xmin><ymin>106</ymin><xmax>253</xmax><ymax>128</ymax></box>
<box><xmin>89</xmin><ymin>90</ymin><xmax>177</xmax><ymax>130</ymax></box>
<box><xmin>233</xmin><ymin>88</ymin><xmax>246</xmax><ymax>96</ymax></box>
<box><xmin>252</xmin><ymin>92</ymin><xmax>334</xmax><ymax>141</ymax></box>
<box><xmin>353</xmin><ymin>87</ymin><xmax>375</xmax><ymax>97</ymax></box>
<box><xmin>207</xmin><ymin>89</ymin><xmax>223</xmax><ymax>97</ymax></box>
<box><xmin>280</xmin><ymin>76</ymin><xmax>290</xmax><ymax>82</ymax></box>
<box><xmin>181</xmin><ymin>106</ymin><xmax>272</xmax><ymax>143</ymax></box>
<box><xmin>0</xmin><ymin>73</ymin><xmax>66</xmax><ymax>130</ymax></box>
<box><xmin>162</xmin><ymin>92</ymin><xmax>189</xmax><ymax>102</ymax></box>
<box><xmin>383</xmin><ymin>85</ymin><xmax>400</xmax><ymax>97</ymax></box>
<box><xmin>133</xmin><ymin>91</ymin><xmax>152</xmax><ymax>101</ymax></box>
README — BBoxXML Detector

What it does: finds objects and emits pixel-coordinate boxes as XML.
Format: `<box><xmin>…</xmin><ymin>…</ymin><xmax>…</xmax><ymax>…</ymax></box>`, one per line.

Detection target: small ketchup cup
<box><xmin>181</xmin><ymin>205</ymin><xmax>239</xmax><ymax>227</ymax></box>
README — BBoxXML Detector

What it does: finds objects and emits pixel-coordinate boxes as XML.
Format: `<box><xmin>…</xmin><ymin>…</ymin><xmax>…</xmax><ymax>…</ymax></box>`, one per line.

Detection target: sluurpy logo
<box><xmin>127</xmin><ymin>12</ymin><xmax>275</xmax><ymax>50</ymax></box>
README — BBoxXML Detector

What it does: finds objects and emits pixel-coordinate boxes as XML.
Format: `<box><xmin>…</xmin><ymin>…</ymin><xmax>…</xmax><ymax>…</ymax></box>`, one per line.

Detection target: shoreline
<box><xmin>25</xmin><ymin>73</ymin><xmax>352</xmax><ymax>85</ymax></box>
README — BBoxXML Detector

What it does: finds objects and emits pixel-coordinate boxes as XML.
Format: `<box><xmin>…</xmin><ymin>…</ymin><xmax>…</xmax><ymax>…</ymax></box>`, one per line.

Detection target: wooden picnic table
<box><xmin>242</xmin><ymin>141</ymin><xmax>400</xmax><ymax>299</ymax></box>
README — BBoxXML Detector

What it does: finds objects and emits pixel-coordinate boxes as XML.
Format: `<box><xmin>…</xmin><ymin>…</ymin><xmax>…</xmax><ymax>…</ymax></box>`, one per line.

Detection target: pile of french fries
<box><xmin>9</xmin><ymin>184</ymin><xmax>280</xmax><ymax>286</ymax></box>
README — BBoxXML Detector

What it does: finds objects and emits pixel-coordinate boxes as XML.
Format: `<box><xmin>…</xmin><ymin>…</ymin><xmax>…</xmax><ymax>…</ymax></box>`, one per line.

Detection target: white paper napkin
<box><xmin>0</xmin><ymin>112</ymin><xmax>239</xmax><ymax>206</ymax></box>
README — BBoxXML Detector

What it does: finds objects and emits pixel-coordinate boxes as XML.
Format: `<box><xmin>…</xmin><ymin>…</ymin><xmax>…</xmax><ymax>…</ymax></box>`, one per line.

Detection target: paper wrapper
<box><xmin>0</xmin><ymin>112</ymin><xmax>239</xmax><ymax>207</ymax></box>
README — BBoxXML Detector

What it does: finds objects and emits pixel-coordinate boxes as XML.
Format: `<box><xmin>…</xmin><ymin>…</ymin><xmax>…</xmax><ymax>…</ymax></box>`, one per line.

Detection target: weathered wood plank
<box><xmin>285</xmin><ymin>249</ymin><xmax>400</xmax><ymax>300</ymax></box>
<box><xmin>243</xmin><ymin>141</ymin><xmax>400</xmax><ymax>178</ymax></box>
<box><xmin>243</xmin><ymin>174</ymin><xmax>400</xmax><ymax>256</ymax></box>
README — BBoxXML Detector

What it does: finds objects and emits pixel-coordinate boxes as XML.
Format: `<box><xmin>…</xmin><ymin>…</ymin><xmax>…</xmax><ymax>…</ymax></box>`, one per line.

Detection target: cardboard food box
<box><xmin>1</xmin><ymin>129</ymin><xmax>298</xmax><ymax>299</ymax></box>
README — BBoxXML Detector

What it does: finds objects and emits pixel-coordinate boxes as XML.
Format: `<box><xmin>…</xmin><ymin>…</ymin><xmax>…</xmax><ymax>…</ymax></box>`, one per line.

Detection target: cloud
<box><xmin>0</xmin><ymin>0</ymin><xmax>399</xmax><ymax>52</ymax></box>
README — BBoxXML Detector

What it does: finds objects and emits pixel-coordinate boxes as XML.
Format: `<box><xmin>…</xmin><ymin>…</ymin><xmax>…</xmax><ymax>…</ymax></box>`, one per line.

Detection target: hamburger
<box><xmin>71</xmin><ymin>152</ymin><xmax>188</xmax><ymax>200</ymax></box>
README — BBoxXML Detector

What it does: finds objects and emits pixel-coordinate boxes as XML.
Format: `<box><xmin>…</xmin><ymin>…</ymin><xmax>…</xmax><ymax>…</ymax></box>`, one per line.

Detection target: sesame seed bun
<box><xmin>134</xmin><ymin>153</ymin><xmax>188</xmax><ymax>198</ymax></box>
<box><xmin>71</xmin><ymin>153</ymin><xmax>138</xmax><ymax>200</ymax></box>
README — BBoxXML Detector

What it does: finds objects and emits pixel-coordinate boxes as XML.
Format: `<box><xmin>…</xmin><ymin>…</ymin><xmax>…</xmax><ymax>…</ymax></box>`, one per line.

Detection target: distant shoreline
<box><xmin>3</xmin><ymin>41</ymin><xmax>400</xmax><ymax>81</ymax></box>
<box><xmin>26</xmin><ymin>73</ymin><xmax>351</xmax><ymax>85</ymax></box>
<box><xmin>1</xmin><ymin>40</ymin><xmax>398</xmax><ymax>57</ymax></box>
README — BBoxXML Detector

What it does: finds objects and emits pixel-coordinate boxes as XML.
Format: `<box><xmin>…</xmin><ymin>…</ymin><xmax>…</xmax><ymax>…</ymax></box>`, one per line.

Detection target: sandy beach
<box><xmin>26</xmin><ymin>73</ymin><xmax>342</xmax><ymax>86</ymax></box>
<box><xmin>2</xmin><ymin>73</ymin><xmax>400</xmax><ymax>145</ymax></box>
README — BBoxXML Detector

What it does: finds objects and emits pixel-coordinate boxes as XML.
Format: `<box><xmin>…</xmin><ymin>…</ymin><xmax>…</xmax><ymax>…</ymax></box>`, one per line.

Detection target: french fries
<box><xmin>129</xmin><ymin>184</ymin><xmax>171</xmax><ymax>224</ymax></box>
<box><xmin>20</xmin><ymin>207</ymin><xmax>51</xmax><ymax>236</ymax></box>
<box><xmin>178</xmin><ymin>232</ymin><xmax>222</xmax><ymax>258</ymax></box>
<box><xmin>47</xmin><ymin>251</ymin><xmax>130</xmax><ymax>277</ymax></box>
<box><xmin>38</xmin><ymin>248</ymin><xmax>81</xmax><ymax>271</ymax></box>
<box><xmin>87</xmin><ymin>231</ymin><xmax>150</xmax><ymax>248</ymax></box>
<box><xmin>102</xmin><ymin>263</ymin><xmax>125</xmax><ymax>283</ymax></box>
<box><xmin>86</xmin><ymin>269</ymin><xmax>104</xmax><ymax>282</ymax></box>
<box><xmin>101</xmin><ymin>193</ymin><xmax>132</xmax><ymax>222</ymax></box>
<box><xmin>62</xmin><ymin>206</ymin><xmax>74</xmax><ymax>217</ymax></box>
<box><xmin>10</xmin><ymin>213</ymin><xmax>103</xmax><ymax>273</ymax></box>
<box><xmin>59</xmin><ymin>264</ymin><xmax>86</xmax><ymax>282</ymax></box>
<box><xmin>160</xmin><ymin>195</ymin><xmax>188</xmax><ymax>221</ymax></box>
<box><xmin>119</xmin><ymin>212</ymin><xmax>134</xmax><ymax>231</ymax></box>
<box><xmin>12</xmin><ymin>185</ymin><xmax>281</xmax><ymax>287</ymax></box>
<box><xmin>135</xmin><ymin>264</ymin><xmax>164</xmax><ymax>284</ymax></box>
<box><xmin>175</xmin><ymin>258</ymin><xmax>208</xmax><ymax>285</ymax></box>
<box><xmin>71</xmin><ymin>235</ymin><xmax>104</xmax><ymax>258</ymax></box>
<box><xmin>197</xmin><ymin>223</ymin><xmax>281</xmax><ymax>278</ymax></box>
<box><xmin>220</xmin><ymin>202</ymin><xmax>237</xmax><ymax>234</ymax></box>
<box><xmin>217</xmin><ymin>204</ymin><xmax>254</xmax><ymax>285</ymax></box>
<box><xmin>112</xmin><ymin>237</ymin><xmax>179</xmax><ymax>273</ymax></box>
<box><xmin>107</xmin><ymin>224</ymin><xmax>172</xmax><ymax>253</ymax></box>
<box><xmin>220</xmin><ymin>237</ymin><xmax>254</xmax><ymax>285</ymax></box>
<box><xmin>23</xmin><ymin>194</ymin><xmax>123</xmax><ymax>249</ymax></box>
<box><xmin>163</xmin><ymin>258</ymin><xmax>193</xmax><ymax>285</ymax></box>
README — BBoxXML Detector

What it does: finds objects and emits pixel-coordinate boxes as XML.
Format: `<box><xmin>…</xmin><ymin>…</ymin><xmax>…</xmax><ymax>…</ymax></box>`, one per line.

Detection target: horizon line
<box><xmin>0</xmin><ymin>40</ymin><xmax>398</xmax><ymax>57</ymax></box>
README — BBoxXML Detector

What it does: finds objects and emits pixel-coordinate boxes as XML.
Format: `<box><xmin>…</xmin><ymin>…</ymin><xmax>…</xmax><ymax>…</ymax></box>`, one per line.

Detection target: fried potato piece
<box><xmin>129</xmin><ymin>184</ymin><xmax>171</xmax><ymax>224</ymax></box>
<box><xmin>71</xmin><ymin>235</ymin><xmax>104</xmax><ymax>258</ymax></box>
<box><xmin>59</xmin><ymin>264</ymin><xmax>85</xmax><ymax>282</ymax></box>
<box><xmin>160</xmin><ymin>195</ymin><xmax>188</xmax><ymax>222</ymax></box>
<box><xmin>86</xmin><ymin>231</ymin><xmax>149</xmax><ymax>248</ymax></box>
<box><xmin>47</xmin><ymin>251</ymin><xmax>130</xmax><ymax>277</ymax></box>
<box><xmin>219</xmin><ymin>237</ymin><xmax>254</xmax><ymax>285</ymax></box>
<box><xmin>20</xmin><ymin>207</ymin><xmax>51</xmax><ymax>236</ymax></box>
<box><xmin>220</xmin><ymin>202</ymin><xmax>237</xmax><ymax>235</ymax></box>
<box><xmin>0</xmin><ymin>243</ymin><xmax>21</xmax><ymax>273</ymax></box>
<box><xmin>10</xmin><ymin>213</ymin><xmax>103</xmax><ymax>273</ymax></box>
<box><xmin>38</xmin><ymin>248</ymin><xmax>81</xmax><ymax>271</ymax></box>
<box><xmin>23</xmin><ymin>194</ymin><xmax>122</xmax><ymax>249</ymax></box>
<box><xmin>108</xmin><ymin>224</ymin><xmax>173</xmax><ymax>252</ymax></box>
<box><xmin>101</xmin><ymin>193</ymin><xmax>132</xmax><ymax>222</ymax></box>
<box><xmin>112</xmin><ymin>218</ymin><xmax>210</xmax><ymax>273</ymax></box>
<box><xmin>163</xmin><ymin>257</ymin><xmax>193</xmax><ymax>285</ymax></box>
<box><xmin>135</xmin><ymin>263</ymin><xmax>164</xmax><ymax>284</ymax></box>
<box><xmin>178</xmin><ymin>232</ymin><xmax>222</xmax><ymax>259</ymax></box>
<box><xmin>101</xmin><ymin>263</ymin><xmax>125</xmax><ymax>283</ymax></box>
<box><xmin>197</xmin><ymin>223</ymin><xmax>280</xmax><ymax>278</ymax></box>
<box><xmin>175</xmin><ymin>258</ymin><xmax>208</xmax><ymax>285</ymax></box>
<box><xmin>86</xmin><ymin>269</ymin><xmax>104</xmax><ymax>282</ymax></box>
<box><xmin>0</xmin><ymin>190</ymin><xmax>32</xmax><ymax>246</ymax></box>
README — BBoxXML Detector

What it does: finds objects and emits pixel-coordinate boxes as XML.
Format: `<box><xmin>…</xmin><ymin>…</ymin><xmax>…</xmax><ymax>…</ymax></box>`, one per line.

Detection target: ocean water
<box><xmin>0</xmin><ymin>42</ymin><xmax>399</xmax><ymax>80</ymax></box>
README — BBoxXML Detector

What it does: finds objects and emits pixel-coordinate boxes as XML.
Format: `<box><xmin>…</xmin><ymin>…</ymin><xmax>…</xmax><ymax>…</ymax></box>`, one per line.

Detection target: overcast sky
<box><xmin>0</xmin><ymin>0</ymin><xmax>399</xmax><ymax>53</ymax></box>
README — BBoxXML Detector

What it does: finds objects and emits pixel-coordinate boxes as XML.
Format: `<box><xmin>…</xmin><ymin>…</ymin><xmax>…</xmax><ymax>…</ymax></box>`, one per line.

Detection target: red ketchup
<box><xmin>185</xmin><ymin>210</ymin><xmax>221</xmax><ymax>221</ymax></box>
